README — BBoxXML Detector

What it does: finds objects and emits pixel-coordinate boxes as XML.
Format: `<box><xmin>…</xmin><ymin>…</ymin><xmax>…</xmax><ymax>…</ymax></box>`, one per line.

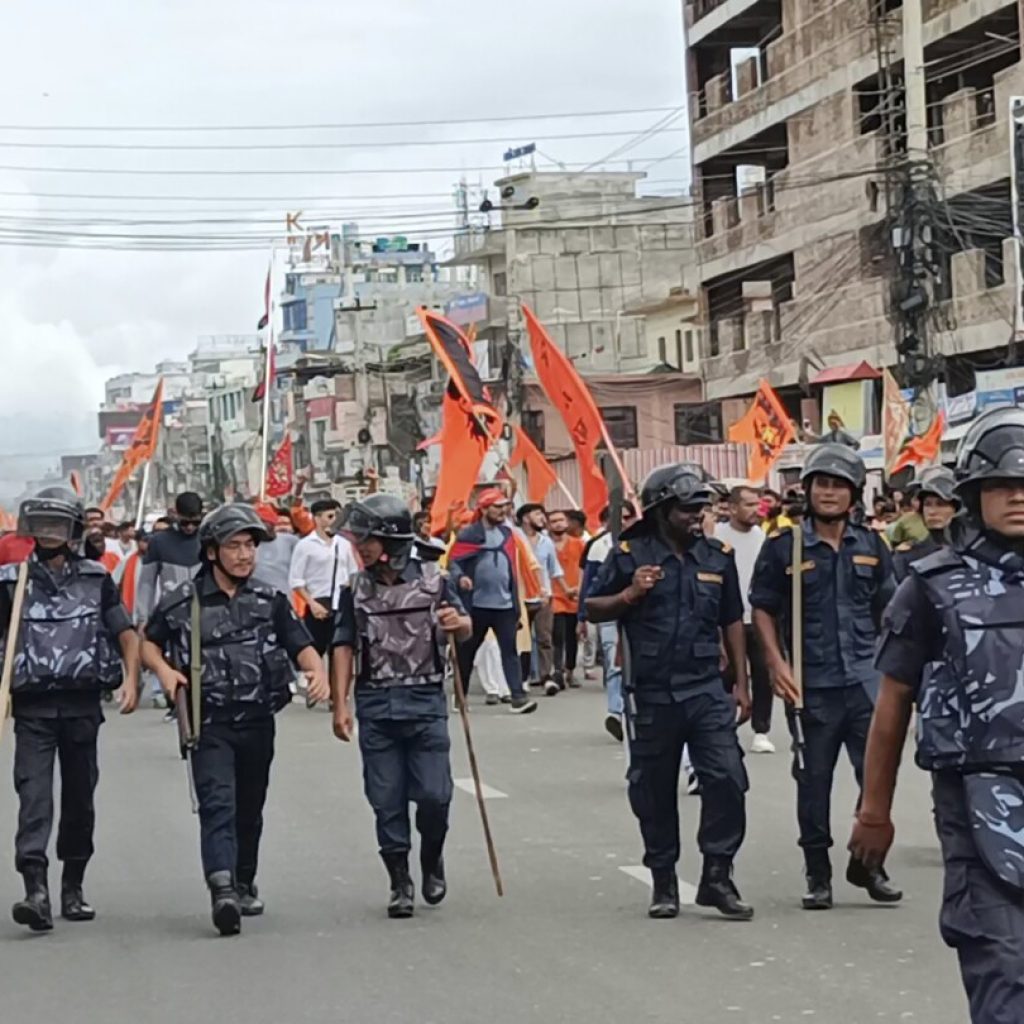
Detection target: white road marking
<box><xmin>618</xmin><ymin>864</ymin><xmax>697</xmax><ymax>904</ymax></box>
<box><xmin>453</xmin><ymin>778</ymin><xmax>508</xmax><ymax>799</ymax></box>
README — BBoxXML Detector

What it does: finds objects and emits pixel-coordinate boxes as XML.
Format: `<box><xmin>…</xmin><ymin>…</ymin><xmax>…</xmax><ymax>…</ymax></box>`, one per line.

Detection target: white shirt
<box><xmin>714</xmin><ymin>521</ymin><xmax>765</xmax><ymax>624</ymax></box>
<box><xmin>586</xmin><ymin>531</ymin><xmax>613</xmax><ymax>564</ymax></box>
<box><xmin>288</xmin><ymin>531</ymin><xmax>360</xmax><ymax>609</ymax></box>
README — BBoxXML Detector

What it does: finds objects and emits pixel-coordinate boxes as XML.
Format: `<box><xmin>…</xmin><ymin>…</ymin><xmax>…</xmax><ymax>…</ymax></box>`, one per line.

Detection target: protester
<box><xmin>887</xmin><ymin>487</ymin><xmax>929</xmax><ymax>546</ymax></box>
<box><xmin>548</xmin><ymin>510</ymin><xmax>585</xmax><ymax>690</ymax></box>
<box><xmin>515</xmin><ymin>503</ymin><xmax>561</xmax><ymax>695</ymax></box>
<box><xmin>253</xmin><ymin>504</ymin><xmax>298</xmax><ymax>596</ymax></box>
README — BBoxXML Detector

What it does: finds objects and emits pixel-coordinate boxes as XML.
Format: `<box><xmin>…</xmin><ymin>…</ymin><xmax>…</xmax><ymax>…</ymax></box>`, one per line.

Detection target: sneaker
<box><xmin>162</xmin><ymin>707</ymin><xmax>177</xmax><ymax>724</ymax></box>
<box><xmin>508</xmin><ymin>697</ymin><xmax>538</xmax><ymax>715</ymax></box>
<box><xmin>604</xmin><ymin>714</ymin><xmax>624</xmax><ymax>742</ymax></box>
<box><xmin>543</xmin><ymin>680</ymin><xmax>559</xmax><ymax>697</ymax></box>
<box><xmin>500</xmin><ymin>695</ymin><xmax>512</xmax><ymax>704</ymax></box>
<box><xmin>686</xmin><ymin>772</ymin><xmax>701</xmax><ymax>796</ymax></box>
<box><xmin>751</xmin><ymin>733</ymin><xmax>776</xmax><ymax>754</ymax></box>
<box><xmin>567</xmin><ymin>673</ymin><xmax>582</xmax><ymax>689</ymax></box>
<box><xmin>485</xmin><ymin>694</ymin><xmax>500</xmax><ymax>706</ymax></box>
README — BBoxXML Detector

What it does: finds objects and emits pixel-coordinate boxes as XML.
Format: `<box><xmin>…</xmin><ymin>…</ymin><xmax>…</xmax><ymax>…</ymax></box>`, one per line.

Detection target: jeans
<box><xmin>552</xmin><ymin>612</ymin><xmax>579</xmax><ymax>680</ymax></box>
<box><xmin>599</xmin><ymin>622</ymin><xmax>623</xmax><ymax>715</ymax></box>
<box><xmin>521</xmin><ymin>601</ymin><xmax>554</xmax><ymax>683</ymax></box>
<box><xmin>458</xmin><ymin>607</ymin><xmax>524</xmax><ymax>700</ymax></box>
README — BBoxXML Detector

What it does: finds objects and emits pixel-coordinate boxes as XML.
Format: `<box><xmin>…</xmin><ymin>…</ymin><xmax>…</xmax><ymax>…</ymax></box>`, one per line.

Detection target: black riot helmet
<box><xmin>17</xmin><ymin>486</ymin><xmax>86</xmax><ymax>544</ymax></box>
<box><xmin>955</xmin><ymin>407</ymin><xmax>1024</xmax><ymax>502</ymax></box>
<box><xmin>916</xmin><ymin>465</ymin><xmax>958</xmax><ymax>506</ymax></box>
<box><xmin>800</xmin><ymin>443</ymin><xmax>867</xmax><ymax>493</ymax></box>
<box><xmin>339</xmin><ymin>494</ymin><xmax>415</xmax><ymax>571</ymax></box>
<box><xmin>198</xmin><ymin>504</ymin><xmax>270</xmax><ymax>555</ymax></box>
<box><xmin>639</xmin><ymin>463</ymin><xmax>715</xmax><ymax>517</ymax></box>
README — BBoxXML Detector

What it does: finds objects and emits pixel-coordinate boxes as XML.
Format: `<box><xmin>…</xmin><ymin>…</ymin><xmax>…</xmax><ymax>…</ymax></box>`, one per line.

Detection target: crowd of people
<box><xmin>3</xmin><ymin>406</ymin><xmax>1024</xmax><ymax>1022</ymax></box>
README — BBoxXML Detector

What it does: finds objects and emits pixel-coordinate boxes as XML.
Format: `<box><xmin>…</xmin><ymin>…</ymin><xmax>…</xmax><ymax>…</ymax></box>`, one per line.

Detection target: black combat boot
<box><xmin>60</xmin><ymin>860</ymin><xmax>95</xmax><ymax>922</ymax></box>
<box><xmin>420</xmin><ymin>840</ymin><xmax>447</xmax><ymax>907</ymax></box>
<box><xmin>382</xmin><ymin>852</ymin><xmax>415</xmax><ymax>919</ymax></box>
<box><xmin>648</xmin><ymin>869</ymin><xmax>680</xmax><ymax>919</ymax></box>
<box><xmin>696</xmin><ymin>857</ymin><xmax>754</xmax><ymax>920</ymax></box>
<box><xmin>236</xmin><ymin>868</ymin><xmax>265</xmax><ymax>918</ymax></box>
<box><xmin>12</xmin><ymin>864</ymin><xmax>53</xmax><ymax>932</ymax></box>
<box><xmin>846</xmin><ymin>856</ymin><xmax>903</xmax><ymax>904</ymax></box>
<box><xmin>802</xmin><ymin>849</ymin><xmax>833</xmax><ymax>910</ymax></box>
<box><xmin>207</xmin><ymin>871</ymin><xmax>241</xmax><ymax>936</ymax></box>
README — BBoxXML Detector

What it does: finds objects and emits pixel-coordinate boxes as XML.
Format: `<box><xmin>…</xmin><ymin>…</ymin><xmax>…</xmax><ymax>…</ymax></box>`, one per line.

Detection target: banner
<box><xmin>891</xmin><ymin>412</ymin><xmax>945</xmax><ymax>475</ymax></box>
<box><xmin>100</xmin><ymin>379</ymin><xmax>164</xmax><ymax>511</ymax></box>
<box><xmin>882</xmin><ymin>370</ymin><xmax>911</xmax><ymax>474</ymax></box>
<box><xmin>522</xmin><ymin>304</ymin><xmax>609</xmax><ymax>529</ymax></box>
<box><xmin>510</xmin><ymin>425</ymin><xmax>559</xmax><ymax>504</ymax></box>
<box><xmin>727</xmin><ymin>379</ymin><xmax>795</xmax><ymax>482</ymax></box>
<box><xmin>265</xmin><ymin>436</ymin><xmax>293</xmax><ymax>499</ymax></box>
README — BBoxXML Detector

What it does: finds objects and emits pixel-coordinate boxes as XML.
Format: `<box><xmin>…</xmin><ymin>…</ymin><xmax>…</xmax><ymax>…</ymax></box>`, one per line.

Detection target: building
<box><xmin>446</xmin><ymin>169</ymin><xmax>704</xmax><ymax>455</ymax></box>
<box><xmin>684</xmin><ymin>0</ymin><xmax>1022</xmax><ymax>436</ymax></box>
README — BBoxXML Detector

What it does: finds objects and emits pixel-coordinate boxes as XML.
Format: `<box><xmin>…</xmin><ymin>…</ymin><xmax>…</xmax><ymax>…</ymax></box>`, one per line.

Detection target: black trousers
<box><xmin>626</xmin><ymin>687</ymin><xmax>748</xmax><ymax>871</ymax></box>
<box><xmin>787</xmin><ymin>685</ymin><xmax>872</xmax><ymax>853</ymax></box>
<box><xmin>192</xmin><ymin>720</ymin><xmax>275</xmax><ymax>881</ymax></box>
<box><xmin>552</xmin><ymin>612</ymin><xmax>579</xmax><ymax>680</ymax></box>
<box><xmin>724</xmin><ymin>623</ymin><xmax>774</xmax><ymax>734</ymax></box>
<box><xmin>933</xmin><ymin>771</ymin><xmax>1024</xmax><ymax>1023</ymax></box>
<box><xmin>457</xmin><ymin>608</ymin><xmax>524</xmax><ymax>699</ymax></box>
<box><xmin>359</xmin><ymin>716</ymin><xmax>452</xmax><ymax>856</ymax></box>
<box><xmin>13</xmin><ymin>715</ymin><xmax>100</xmax><ymax>873</ymax></box>
<box><xmin>303</xmin><ymin>597</ymin><xmax>336</xmax><ymax>657</ymax></box>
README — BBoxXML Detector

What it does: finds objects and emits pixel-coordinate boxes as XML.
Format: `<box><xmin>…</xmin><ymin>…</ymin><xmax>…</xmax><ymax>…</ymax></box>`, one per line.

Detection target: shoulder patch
<box><xmin>618</xmin><ymin>540</ymin><xmax>630</xmax><ymax>554</ymax></box>
<box><xmin>706</xmin><ymin>537</ymin><xmax>731</xmax><ymax>555</ymax></box>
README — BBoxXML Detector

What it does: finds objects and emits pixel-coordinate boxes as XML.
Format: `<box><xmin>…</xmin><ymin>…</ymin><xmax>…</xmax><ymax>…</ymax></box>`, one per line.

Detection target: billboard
<box><xmin>1011</xmin><ymin>96</ymin><xmax>1024</xmax><ymax>337</ymax></box>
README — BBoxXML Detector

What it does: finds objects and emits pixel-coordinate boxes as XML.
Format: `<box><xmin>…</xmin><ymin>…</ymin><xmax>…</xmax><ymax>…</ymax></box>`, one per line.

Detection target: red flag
<box><xmin>522</xmin><ymin>305</ymin><xmax>608</xmax><ymax>530</ymax></box>
<box><xmin>510</xmin><ymin>426</ymin><xmax>559</xmax><ymax>505</ymax></box>
<box><xmin>417</xmin><ymin>308</ymin><xmax>504</xmax><ymax>535</ymax></box>
<box><xmin>100</xmin><ymin>379</ymin><xmax>164</xmax><ymax>511</ymax></box>
<box><xmin>69</xmin><ymin>470</ymin><xmax>83</xmax><ymax>497</ymax></box>
<box><xmin>890</xmin><ymin>412</ymin><xmax>944</xmax><ymax>476</ymax></box>
<box><xmin>727</xmin><ymin>380</ymin><xmax>795</xmax><ymax>482</ymax></box>
<box><xmin>265</xmin><ymin>436</ymin><xmax>294</xmax><ymax>498</ymax></box>
<box><xmin>252</xmin><ymin>342</ymin><xmax>276</xmax><ymax>402</ymax></box>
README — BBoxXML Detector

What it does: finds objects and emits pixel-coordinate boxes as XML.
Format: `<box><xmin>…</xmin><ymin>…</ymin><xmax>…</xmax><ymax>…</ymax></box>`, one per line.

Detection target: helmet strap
<box><xmin>213</xmin><ymin>553</ymin><xmax>250</xmax><ymax>587</ymax></box>
<box><xmin>35</xmin><ymin>542</ymin><xmax>70</xmax><ymax>562</ymax></box>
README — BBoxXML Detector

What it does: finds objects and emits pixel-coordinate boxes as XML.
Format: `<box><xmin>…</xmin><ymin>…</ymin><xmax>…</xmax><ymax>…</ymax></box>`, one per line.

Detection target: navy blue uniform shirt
<box><xmin>590</xmin><ymin>532</ymin><xmax>742</xmax><ymax>702</ymax></box>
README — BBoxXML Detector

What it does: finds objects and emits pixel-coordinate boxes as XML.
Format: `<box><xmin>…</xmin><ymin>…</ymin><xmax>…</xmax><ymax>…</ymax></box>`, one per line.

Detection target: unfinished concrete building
<box><xmin>684</xmin><ymin>0</ymin><xmax>1023</xmax><ymax>423</ymax></box>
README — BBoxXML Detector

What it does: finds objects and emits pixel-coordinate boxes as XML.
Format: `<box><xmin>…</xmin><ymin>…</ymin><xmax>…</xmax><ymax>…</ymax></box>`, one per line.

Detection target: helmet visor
<box><xmin>19</xmin><ymin>512</ymin><xmax>75</xmax><ymax>543</ymax></box>
<box><xmin>337</xmin><ymin>503</ymin><xmax>378</xmax><ymax>544</ymax></box>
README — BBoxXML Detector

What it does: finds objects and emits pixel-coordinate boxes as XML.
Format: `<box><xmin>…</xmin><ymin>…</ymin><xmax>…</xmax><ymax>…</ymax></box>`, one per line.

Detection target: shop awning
<box><xmin>811</xmin><ymin>361</ymin><xmax>882</xmax><ymax>385</ymax></box>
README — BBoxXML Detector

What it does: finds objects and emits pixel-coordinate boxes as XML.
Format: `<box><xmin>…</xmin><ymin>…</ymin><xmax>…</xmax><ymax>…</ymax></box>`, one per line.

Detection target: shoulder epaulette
<box><xmin>704</xmin><ymin>536</ymin><xmax>732</xmax><ymax>555</ymax></box>
<box><xmin>618</xmin><ymin>540</ymin><xmax>630</xmax><ymax>554</ymax></box>
<box><xmin>767</xmin><ymin>526</ymin><xmax>791</xmax><ymax>540</ymax></box>
<box><xmin>912</xmin><ymin>548</ymin><xmax>962</xmax><ymax>577</ymax></box>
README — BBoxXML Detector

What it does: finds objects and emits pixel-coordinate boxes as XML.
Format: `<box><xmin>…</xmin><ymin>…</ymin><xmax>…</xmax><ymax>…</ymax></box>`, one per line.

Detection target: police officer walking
<box><xmin>851</xmin><ymin>407</ymin><xmax>1024</xmax><ymax>1023</ymax></box>
<box><xmin>331</xmin><ymin>495</ymin><xmax>471</xmax><ymax>918</ymax></box>
<box><xmin>892</xmin><ymin>466</ymin><xmax>959</xmax><ymax>582</ymax></box>
<box><xmin>587</xmin><ymin>464</ymin><xmax>754</xmax><ymax>921</ymax></box>
<box><xmin>141</xmin><ymin>505</ymin><xmax>328</xmax><ymax>936</ymax></box>
<box><xmin>0</xmin><ymin>487</ymin><xmax>140</xmax><ymax>932</ymax></box>
<box><xmin>750</xmin><ymin>444</ymin><xmax>901</xmax><ymax>910</ymax></box>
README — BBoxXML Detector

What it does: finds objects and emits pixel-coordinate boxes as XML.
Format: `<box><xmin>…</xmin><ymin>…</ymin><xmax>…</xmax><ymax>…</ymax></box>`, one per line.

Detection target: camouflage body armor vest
<box><xmin>0</xmin><ymin>558</ymin><xmax>122</xmax><ymax>693</ymax></box>
<box><xmin>163</xmin><ymin>576</ymin><xmax>293</xmax><ymax>724</ymax></box>
<box><xmin>352</xmin><ymin>563</ymin><xmax>446</xmax><ymax>689</ymax></box>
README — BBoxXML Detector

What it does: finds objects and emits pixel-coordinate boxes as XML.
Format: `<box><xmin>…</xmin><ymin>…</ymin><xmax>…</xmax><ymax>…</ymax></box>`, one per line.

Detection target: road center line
<box><xmin>454</xmin><ymin>778</ymin><xmax>508</xmax><ymax>799</ymax></box>
<box><xmin>619</xmin><ymin>864</ymin><xmax>697</xmax><ymax>904</ymax></box>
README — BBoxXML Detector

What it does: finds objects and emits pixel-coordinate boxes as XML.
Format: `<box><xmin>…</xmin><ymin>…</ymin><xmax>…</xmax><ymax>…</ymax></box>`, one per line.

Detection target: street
<box><xmin>0</xmin><ymin>687</ymin><xmax>964</xmax><ymax>1024</ymax></box>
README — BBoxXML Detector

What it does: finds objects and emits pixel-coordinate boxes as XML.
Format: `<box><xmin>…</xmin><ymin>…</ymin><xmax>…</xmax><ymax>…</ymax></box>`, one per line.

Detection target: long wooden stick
<box><xmin>791</xmin><ymin>525</ymin><xmax>806</xmax><ymax>771</ymax></box>
<box><xmin>448</xmin><ymin>634</ymin><xmax>504</xmax><ymax>898</ymax></box>
<box><xmin>0</xmin><ymin>561</ymin><xmax>31</xmax><ymax>746</ymax></box>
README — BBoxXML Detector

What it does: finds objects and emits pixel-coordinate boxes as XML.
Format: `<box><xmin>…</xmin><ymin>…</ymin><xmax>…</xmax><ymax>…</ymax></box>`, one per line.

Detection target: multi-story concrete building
<box><xmin>685</xmin><ymin>0</ymin><xmax>1022</xmax><ymax>430</ymax></box>
<box><xmin>447</xmin><ymin>169</ymin><xmax>706</xmax><ymax>455</ymax></box>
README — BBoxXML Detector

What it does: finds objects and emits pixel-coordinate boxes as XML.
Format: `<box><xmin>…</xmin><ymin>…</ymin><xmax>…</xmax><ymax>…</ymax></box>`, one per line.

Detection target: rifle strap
<box><xmin>791</xmin><ymin>525</ymin><xmax>804</xmax><ymax>712</ymax></box>
<box><xmin>189</xmin><ymin>588</ymin><xmax>202</xmax><ymax>744</ymax></box>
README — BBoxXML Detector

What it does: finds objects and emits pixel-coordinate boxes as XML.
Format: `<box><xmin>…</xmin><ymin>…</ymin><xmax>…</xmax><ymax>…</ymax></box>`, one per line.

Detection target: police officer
<box><xmin>141</xmin><ymin>504</ymin><xmax>328</xmax><ymax>936</ymax></box>
<box><xmin>586</xmin><ymin>464</ymin><xmax>754</xmax><ymax>921</ymax></box>
<box><xmin>892</xmin><ymin>466</ymin><xmax>958</xmax><ymax>582</ymax></box>
<box><xmin>851</xmin><ymin>407</ymin><xmax>1024</xmax><ymax>1023</ymax></box>
<box><xmin>750</xmin><ymin>443</ymin><xmax>901</xmax><ymax>909</ymax></box>
<box><xmin>330</xmin><ymin>495</ymin><xmax>471</xmax><ymax>918</ymax></box>
<box><xmin>0</xmin><ymin>487</ymin><xmax>140</xmax><ymax>932</ymax></box>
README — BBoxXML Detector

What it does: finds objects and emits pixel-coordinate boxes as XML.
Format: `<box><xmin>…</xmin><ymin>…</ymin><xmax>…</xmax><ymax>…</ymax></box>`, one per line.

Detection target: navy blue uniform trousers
<box><xmin>626</xmin><ymin>686</ymin><xmax>747</xmax><ymax>870</ymax></box>
<box><xmin>359</xmin><ymin>716</ymin><xmax>453</xmax><ymax>855</ymax></box>
<box><xmin>192</xmin><ymin>719</ymin><xmax>275</xmax><ymax>882</ymax></box>
<box><xmin>933</xmin><ymin>771</ymin><xmax>1024</xmax><ymax>1023</ymax></box>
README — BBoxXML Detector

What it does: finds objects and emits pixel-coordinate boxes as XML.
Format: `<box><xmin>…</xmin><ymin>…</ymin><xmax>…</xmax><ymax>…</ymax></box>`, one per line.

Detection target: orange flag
<box><xmin>890</xmin><ymin>412</ymin><xmax>945</xmax><ymax>476</ymax></box>
<box><xmin>522</xmin><ymin>305</ymin><xmax>609</xmax><ymax>530</ymax></box>
<box><xmin>882</xmin><ymin>369</ymin><xmax>911</xmax><ymax>475</ymax></box>
<box><xmin>69</xmin><ymin>470</ymin><xmax>83</xmax><ymax>496</ymax></box>
<box><xmin>728</xmin><ymin>380</ymin><xmax>795</xmax><ymax>482</ymax></box>
<box><xmin>510</xmin><ymin>425</ymin><xmax>559</xmax><ymax>504</ymax></box>
<box><xmin>100</xmin><ymin>379</ymin><xmax>164</xmax><ymax>511</ymax></box>
<box><xmin>417</xmin><ymin>308</ymin><xmax>503</xmax><ymax>534</ymax></box>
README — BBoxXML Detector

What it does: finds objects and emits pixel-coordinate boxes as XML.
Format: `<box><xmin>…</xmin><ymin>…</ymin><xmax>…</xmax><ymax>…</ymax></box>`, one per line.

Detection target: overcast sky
<box><xmin>0</xmin><ymin>0</ymin><xmax>688</xmax><ymax>500</ymax></box>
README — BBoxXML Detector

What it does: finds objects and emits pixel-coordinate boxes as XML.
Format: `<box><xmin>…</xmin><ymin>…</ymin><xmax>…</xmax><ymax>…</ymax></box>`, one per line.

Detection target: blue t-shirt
<box><xmin>472</xmin><ymin>526</ymin><xmax>514</xmax><ymax>610</ymax></box>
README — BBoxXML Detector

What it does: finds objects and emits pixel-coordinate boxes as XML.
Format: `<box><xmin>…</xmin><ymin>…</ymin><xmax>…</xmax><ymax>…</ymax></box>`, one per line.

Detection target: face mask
<box><xmin>36</xmin><ymin>543</ymin><xmax>70</xmax><ymax>562</ymax></box>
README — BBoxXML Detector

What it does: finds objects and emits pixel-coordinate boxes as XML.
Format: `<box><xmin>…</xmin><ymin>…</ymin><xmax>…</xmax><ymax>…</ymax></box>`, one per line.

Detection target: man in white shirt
<box><xmin>715</xmin><ymin>486</ymin><xmax>774</xmax><ymax>753</ymax></box>
<box><xmin>288</xmin><ymin>499</ymin><xmax>360</xmax><ymax>656</ymax></box>
<box><xmin>515</xmin><ymin>503</ymin><xmax>563</xmax><ymax>696</ymax></box>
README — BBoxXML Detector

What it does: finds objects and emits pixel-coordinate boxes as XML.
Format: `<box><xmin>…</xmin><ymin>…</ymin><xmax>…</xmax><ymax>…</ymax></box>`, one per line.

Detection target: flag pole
<box><xmin>134</xmin><ymin>460</ymin><xmax>152</xmax><ymax>532</ymax></box>
<box><xmin>258</xmin><ymin>264</ymin><xmax>274</xmax><ymax>502</ymax></box>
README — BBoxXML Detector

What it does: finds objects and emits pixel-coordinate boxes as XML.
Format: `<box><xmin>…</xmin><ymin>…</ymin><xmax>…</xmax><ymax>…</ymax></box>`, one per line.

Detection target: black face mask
<box><xmin>36</xmin><ymin>543</ymin><xmax>70</xmax><ymax>562</ymax></box>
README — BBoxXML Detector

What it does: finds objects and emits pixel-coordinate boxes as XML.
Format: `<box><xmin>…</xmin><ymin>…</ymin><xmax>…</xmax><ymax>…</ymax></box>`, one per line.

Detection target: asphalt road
<box><xmin>0</xmin><ymin>685</ymin><xmax>967</xmax><ymax>1024</ymax></box>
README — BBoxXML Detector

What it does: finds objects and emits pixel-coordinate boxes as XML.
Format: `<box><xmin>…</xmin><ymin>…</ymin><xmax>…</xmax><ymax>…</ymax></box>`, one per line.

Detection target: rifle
<box><xmin>174</xmin><ymin>589</ymin><xmax>203</xmax><ymax>814</ymax></box>
<box><xmin>175</xmin><ymin>686</ymin><xmax>199</xmax><ymax>814</ymax></box>
<box><xmin>790</xmin><ymin>525</ymin><xmax>807</xmax><ymax>772</ymax></box>
<box><xmin>0</xmin><ymin>561</ymin><xmax>30</xmax><ymax>748</ymax></box>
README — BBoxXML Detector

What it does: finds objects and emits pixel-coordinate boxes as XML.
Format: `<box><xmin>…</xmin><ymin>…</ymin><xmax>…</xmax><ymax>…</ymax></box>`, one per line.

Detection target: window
<box><xmin>522</xmin><ymin>409</ymin><xmax>545</xmax><ymax>451</ymax></box>
<box><xmin>493</xmin><ymin>272</ymin><xmax>507</xmax><ymax>297</ymax></box>
<box><xmin>313</xmin><ymin>420</ymin><xmax>327</xmax><ymax>454</ymax></box>
<box><xmin>283</xmin><ymin>301</ymin><xmax>308</xmax><ymax>332</ymax></box>
<box><xmin>685</xmin><ymin>330</ymin><xmax>695</xmax><ymax>364</ymax></box>
<box><xmin>657</xmin><ymin>336</ymin><xmax>667</xmax><ymax>364</ymax></box>
<box><xmin>674</xmin><ymin>329</ymin><xmax>683</xmax><ymax>370</ymax></box>
<box><xmin>599</xmin><ymin>406</ymin><xmax>638</xmax><ymax>450</ymax></box>
<box><xmin>674</xmin><ymin>403</ymin><xmax>723</xmax><ymax>445</ymax></box>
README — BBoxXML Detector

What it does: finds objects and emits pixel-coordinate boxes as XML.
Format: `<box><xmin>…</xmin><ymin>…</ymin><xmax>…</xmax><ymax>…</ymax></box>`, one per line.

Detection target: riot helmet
<box><xmin>17</xmin><ymin>486</ymin><xmax>85</xmax><ymax>545</ymax></box>
<box><xmin>198</xmin><ymin>504</ymin><xmax>270</xmax><ymax>552</ymax></box>
<box><xmin>916</xmin><ymin>465</ymin><xmax>958</xmax><ymax>505</ymax></box>
<box><xmin>639</xmin><ymin>464</ymin><xmax>715</xmax><ymax>516</ymax></box>
<box><xmin>955</xmin><ymin>407</ymin><xmax>1024</xmax><ymax>493</ymax></box>
<box><xmin>339</xmin><ymin>494</ymin><xmax>415</xmax><ymax>571</ymax></box>
<box><xmin>800</xmin><ymin>443</ymin><xmax>867</xmax><ymax>492</ymax></box>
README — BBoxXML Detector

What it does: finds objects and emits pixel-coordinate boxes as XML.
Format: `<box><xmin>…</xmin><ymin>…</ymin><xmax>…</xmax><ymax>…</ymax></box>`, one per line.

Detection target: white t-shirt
<box><xmin>714</xmin><ymin>521</ymin><xmax>765</xmax><ymax>624</ymax></box>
